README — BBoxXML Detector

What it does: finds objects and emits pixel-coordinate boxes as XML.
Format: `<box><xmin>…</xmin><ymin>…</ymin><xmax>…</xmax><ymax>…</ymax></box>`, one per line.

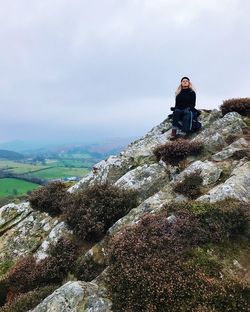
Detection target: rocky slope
<box><xmin>0</xmin><ymin>109</ymin><xmax>249</xmax><ymax>311</ymax></box>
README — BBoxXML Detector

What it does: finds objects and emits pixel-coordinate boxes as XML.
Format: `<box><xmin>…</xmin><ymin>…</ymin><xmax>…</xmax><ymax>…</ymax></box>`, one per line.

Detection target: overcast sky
<box><xmin>0</xmin><ymin>0</ymin><xmax>249</xmax><ymax>144</ymax></box>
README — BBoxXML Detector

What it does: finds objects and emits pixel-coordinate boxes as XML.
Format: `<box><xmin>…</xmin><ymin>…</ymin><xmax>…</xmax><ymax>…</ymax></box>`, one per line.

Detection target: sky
<box><xmin>0</xmin><ymin>0</ymin><xmax>249</xmax><ymax>144</ymax></box>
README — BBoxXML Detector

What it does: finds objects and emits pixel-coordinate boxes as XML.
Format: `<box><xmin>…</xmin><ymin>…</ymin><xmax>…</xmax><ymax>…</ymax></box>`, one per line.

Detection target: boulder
<box><xmin>197</xmin><ymin>161</ymin><xmax>250</xmax><ymax>203</ymax></box>
<box><xmin>34</xmin><ymin>221</ymin><xmax>72</xmax><ymax>261</ymax></box>
<box><xmin>212</xmin><ymin>138</ymin><xmax>249</xmax><ymax>161</ymax></box>
<box><xmin>121</xmin><ymin>119</ymin><xmax>172</xmax><ymax>158</ymax></box>
<box><xmin>193</xmin><ymin>112</ymin><xmax>246</xmax><ymax>153</ymax></box>
<box><xmin>115</xmin><ymin>163</ymin><xmax>169</xmax><ymax>201</ymax></box>
<box><xmin>172</xmin><ymin>160</ymin><xmax>222</xmax><ymax>186</ymax></box>
<box><xmin>0</xmin><ymin>211</ymin><xmax>57</xmax><ymax>262</ymax></box>
<box><xmin>0</xmin><ymin>202</ymin><xmax>31</xmax><ymax>234</ymax></box>
<box><xmin>69</xmin><ymin>155</ymin><xmax>134</xmax><ymax>193</ymax></box>
<box><xmin>30</xmin><ymin>281</ymin><xmax>112</xmax><ymax>312</ymax></box>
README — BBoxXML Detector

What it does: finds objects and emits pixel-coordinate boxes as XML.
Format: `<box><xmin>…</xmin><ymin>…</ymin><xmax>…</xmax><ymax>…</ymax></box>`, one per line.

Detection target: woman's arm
<box><xmin>190</xmin><ymin>91</ymin><xmax>196</xmax><ymax>109</ymax></box>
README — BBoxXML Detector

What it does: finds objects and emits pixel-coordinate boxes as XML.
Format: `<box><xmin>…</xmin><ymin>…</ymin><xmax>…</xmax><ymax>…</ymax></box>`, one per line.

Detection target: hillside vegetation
<box><xmin>0</xmin><ymin>99</ymin><xmax>250</xmax><ymax>312</ymax></box>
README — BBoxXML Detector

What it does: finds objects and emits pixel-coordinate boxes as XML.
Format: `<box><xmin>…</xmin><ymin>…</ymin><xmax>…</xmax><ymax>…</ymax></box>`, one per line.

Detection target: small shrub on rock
<box><xmin>29</xmin><ymin>182</ymin><xmax>68</xmax><ymax>217</ymax></box>
<box><xmin>225</xmin><ymin>134</ymin><xmax>239</xmax><ymax>145</ymax></box>
<box><xmin>4</xmin><ymin>238</ymin><xmax>78</xmax><ymax>295</ymax></box>
<box><xmin>220</xmin><ymin>97</ymin><xmax>250</xmax><ymax>116</ymax></box>
<box><xmin>153</xmin><ymin>139</ymin><xmax>203</xmax><ymax>166</ymax></box>
<box><xmin>231</xmin><ymin>149</ymin><xmax>250</xmax><ymax>160</ymax></box>
<box><xmin>64</xmin><ymin>183</ymin><xmax>138</xmax><ymax>242</ymax></box>
<box><xmin>0</xmin><ymin>285</ymin><xmax>58</xmax><ymax>312</ymax></box>
<box><xmin>4</xmin><ymin>256</ymin><xmax>36</xmax><ymax>294</ymax></box>
<box><xmin>73</xmin><ymin>253</ymin><xmax>106</xmax><ymax>282</ymax></box>
<box><xmin>173</xmin><ymin>171</ymin><xmax>203</xmax><ymax>199</ymax></box>
<box><xmin>106</xmin><ymin>201</ymin><xmax>249</xmax><ymax>311</ymax></box>
<box><xmin>35</xmin><ymin>237</ymin><xmax>78</xmax><ymax>287</ymax></box>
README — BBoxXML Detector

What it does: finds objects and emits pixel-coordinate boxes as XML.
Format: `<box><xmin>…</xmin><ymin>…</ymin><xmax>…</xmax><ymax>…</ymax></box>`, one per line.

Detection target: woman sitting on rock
<box><xmin>170</xmin><ymin>76</ymin><xmax>197</xmax><ymax>139</ymax></box>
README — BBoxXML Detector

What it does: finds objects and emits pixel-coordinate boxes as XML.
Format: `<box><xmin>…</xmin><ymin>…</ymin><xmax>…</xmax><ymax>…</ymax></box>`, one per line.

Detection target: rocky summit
<box><xmin>0</xmin><ymin>109</ymin><xmax>250</xmax><ymax>312</ymax></box>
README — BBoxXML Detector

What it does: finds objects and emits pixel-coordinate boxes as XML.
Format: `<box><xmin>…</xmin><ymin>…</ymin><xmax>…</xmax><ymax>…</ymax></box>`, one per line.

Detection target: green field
<box><xmin>59</xmin><ymin>153</ymin><xmax>92</xmax><ymax>159</ymax></box>
<box><xmin>0</xmin><ymin>157</ymin><xmax>91</xmax><ymax>198</ymax></box>
<box><xmin>29</xmin><ymin>167</ymin><xmax>89</xmax><ymax>179</ymax></box>
<box><xmin>0</xmin><ymin>178</ymin><xmax>40</xmax><ymax>197</ymax></box>
<box><xmin>0</xmin><ymin>160</ymin><xmax>49</xmax><ymax>174</ymax></box>
<box><xmin>0</xmin><ymin>159</ymin><xmax>91</xmax><ymax>178</ymax></box>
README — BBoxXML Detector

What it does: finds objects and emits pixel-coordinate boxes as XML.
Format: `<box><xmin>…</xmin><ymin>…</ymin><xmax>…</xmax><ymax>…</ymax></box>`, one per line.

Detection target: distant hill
<box><xmin>0</xmin><ymin>137</ymin><xmax>138</xmax><ymax>155</ymax></box>
<box><xmin>0</xmin><ymin>149</ymin><xmax>25</xmax><ymax>160</ymax></box>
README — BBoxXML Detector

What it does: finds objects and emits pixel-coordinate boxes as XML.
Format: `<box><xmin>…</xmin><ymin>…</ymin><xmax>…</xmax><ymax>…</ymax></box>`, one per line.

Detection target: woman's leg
<box><xmin>172</xmin><ymin>109</ymin><xmax>183</xmax><ymax>129</ymax></box>
<box><xmin>182</xmin><ymin>109</ymin><xmax>191</xmax><ymax>133</ymax></box>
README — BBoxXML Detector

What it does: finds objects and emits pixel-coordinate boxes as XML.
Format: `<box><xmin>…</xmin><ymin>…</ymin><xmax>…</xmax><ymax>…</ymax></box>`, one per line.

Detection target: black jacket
<box><xmin>175</xmin><ymin>88</ymin><xmax>196</xmax><ymax>110</ymax></box>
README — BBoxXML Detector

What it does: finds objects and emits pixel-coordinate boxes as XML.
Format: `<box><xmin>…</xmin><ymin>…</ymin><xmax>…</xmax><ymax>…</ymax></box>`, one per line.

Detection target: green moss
<box><xmin>129</xmin><ymin>155</ymin><xmax>156</xmax><ymax>170</ymax></box>
<box><xmin>190</xmin><ymin>237</ymin><xmax>250</xmax><ymax>283</ymax></box>
<box><xmin>242</xmin><ymin>116</ymin><xmax>250</xmax><ymax>128</ymax></box>
<box><xmin>0</xmin><ymin>259</ymin><xmax>14</xmax><ymax>277</ymax></box>
<box><xmin>217</xmin><ymin>166</ymin><xmax>232</xmax><ymax>183</ymax></box>
<box><xmin>188</xmin><ymin>247</ymin><xmax>222</xmax><ymax>277</ymax></box>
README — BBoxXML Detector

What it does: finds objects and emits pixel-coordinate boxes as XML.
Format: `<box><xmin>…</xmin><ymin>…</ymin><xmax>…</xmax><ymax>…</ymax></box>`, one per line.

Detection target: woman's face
<box><xmin>181</xmin><ymin>79</ymin><xmax>190</xmax><ymax>88</ymax></box>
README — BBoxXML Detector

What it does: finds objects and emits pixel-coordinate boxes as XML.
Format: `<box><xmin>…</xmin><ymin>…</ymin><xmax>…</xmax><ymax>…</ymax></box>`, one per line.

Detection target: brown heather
<box><xmin>106</xmin><ymin>201</ymin><xmax>250</xmax><ymax>312</ymax></box>
<box><xmin>173</xmin><ymin>171</ymin><xmax>203</xmax><ymax>199</ymax></box>
<box><xmin>73</xmin><ymin>253</ymin><xmax>106</xmax><ymax>282</ymax></box>
<box><xmin>1</xmin><ymin>238</ymin><xmax>78</xmax><ymax>304</ymax></box>
<box><xmin>63</xmin><ymin>183</ymin><xmax>138</xmax><ymax>242</ymax></box>
<box><xmin>153</xmin><ymin>139</ymin><xmax>203</xmax><ymax>166</ymax></box>
<box><xmin>29</xmin><ymin>182</ymin><xmax>68</xmax><ymax>217</ymax></box>
<box><xmin>220</xmin><ymin>97</ymin><xmax>250</xmax><ymax>116</ymax></box>
<box><xmin>0</xmin><ymin>285</ymin><xmax>58</xmax><ymax>312</ymax></box>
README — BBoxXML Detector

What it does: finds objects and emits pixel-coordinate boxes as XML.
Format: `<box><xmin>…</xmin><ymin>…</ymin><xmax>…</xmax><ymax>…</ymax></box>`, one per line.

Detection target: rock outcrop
<box><xmin>0</xmin><ymin>110</ymin><xmax>249</xmax><ymax>311</ymax></box>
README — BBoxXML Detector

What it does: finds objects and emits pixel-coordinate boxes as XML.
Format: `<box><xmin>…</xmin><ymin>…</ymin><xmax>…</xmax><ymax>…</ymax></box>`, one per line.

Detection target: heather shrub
<box><xmin>220</xmin><ymin>97</ymin><xmax>250</xmax><ymax>116</ymax></box>
<box><xmin>73</xmin><ymin>253</ymin><xmax>106</xmax><ymax>282</ymax></box>
<box><xmin>34</xmin><ymin>237</ymin><xmax>78</xmax><ymax>287</ymax></box>
<box><xmin>0</xmin><ymin>281</ymin><xmax>8</xmax><ymax>307</ymax></box>
<box><xmin>0</xmin><ymin>285</ymin><xmax>58</xmax><ymax>312</ymax></box>
<box><xmin>170</xmin><ymin>200</ymin><xmax>249</xmax><ymax>241</ymax></box>
<box><xmin>153</xmin><ymin>139</ymin><xmax>203</xmax><ymax>166</ymax></box>
<box><xmin>29</xmin><ymin>182</ymin><xmax>68</xmax><ymax>216</ymax></box>
<box><xmin>4</xmin><ymin>256</ymin><xmax>36</xmax><ymax>293</ymax></box>
<box><xmin>4</xmin><ymin>238</ymin><xmax>78</xmax><ymax>295</ymax></box>
<box><xmin>64</xmin><ymin>183</ymin><xmax>138</xmax><ymax>242</ymax></box>
<box><xmin>231</xmin><ymin>149</ymin><xmax>250</xmax><ymax>160</ymax></box>
<box><xmin>225</xmin><ymin>134</ymin><xmax>239</xmax><ymax>145</ymax></box>
<box><xmin>173</xmin><ymin>171</ymin><xmax>203</xmax><ymax>199</ymax></box>
<box><xmin>106</xmin><ymin>201</ymin><xmax>249</xmax><ymax>311</ymax></box>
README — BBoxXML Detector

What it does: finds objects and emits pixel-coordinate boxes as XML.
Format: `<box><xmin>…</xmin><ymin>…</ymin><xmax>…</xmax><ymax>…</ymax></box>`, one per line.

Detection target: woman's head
<box><xmin>181</xmin><ymin>77</ymin><xmax>190</xmax><ymax>88</ymax></box>
<box><xmin>176</xmin><ymin>76</ymin><xmax>195</xmax><ymax>95</ymax></box>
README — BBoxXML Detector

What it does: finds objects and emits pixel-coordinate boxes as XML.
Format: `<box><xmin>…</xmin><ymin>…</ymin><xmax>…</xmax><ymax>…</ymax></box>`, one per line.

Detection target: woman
<box><xmin>170</xmin><ymin>76</ymin><xmax>196</xmax><ymax>139</ymax></box>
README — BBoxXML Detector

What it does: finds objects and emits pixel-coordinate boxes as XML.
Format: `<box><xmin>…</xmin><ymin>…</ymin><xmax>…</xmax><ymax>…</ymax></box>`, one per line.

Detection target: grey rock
<box><xmin>197</xmin><ymin>161</ymin><xmax>250</xmax><ymax>203</ymax></box>
<box><xmin>212</xmin><ymin>138</ymin><xmax>249</xmax><ymax>161</ymax></box>
<box><xmin>0</xmin><ymin>202</ymin><xmax>31</xmax><ymax>233</ymax></box>
<box><xmin>109</xmin><ymin>183</ymin><xmax>175</xmax><ymax>236</ymax></box>
<box><xmin>193</xmin><ymin>112</ymin><xmax>245</xmax><ymax>153</ymax></box>
<box><xmin>121</xmin><ymin>119</ymin><xmax>172</xmax><ymax>158</ymax></box>
<box><xmin>0</xmin><ymin>211</ymin><xmax>57</xmax><ymax>262</ymax></box>
<box><xmin>68</xmin><ymin>155</ymin><xmax>134</xmax><ymax>193</ymax></box>
<box><xmin>30</xmin><ymin>281</ymin><xmax>111</xmax><ymax>312</ymax></box>
<box><xmin>193</xmin><ymin>130</ymin><xmax>226</xmax><ymax>153</ymax></box>
<box><xmin>34</xmin><ymin>222</ymin><xmax>72</xmax><ymax>261</ymax></box>
<box><xmin>115</xmin><ymin>163</ymin><xmax>169</xmax><ymax>201</ymax></box>
<box><xmin>200</xmin><ymin>109</ymin><xmax>222</xmax><ymax>128</ymax></box>
<box><xmin>173</xmin><ymin>160</ymin><xmax>222</xmax><ymax>186</ymax></box>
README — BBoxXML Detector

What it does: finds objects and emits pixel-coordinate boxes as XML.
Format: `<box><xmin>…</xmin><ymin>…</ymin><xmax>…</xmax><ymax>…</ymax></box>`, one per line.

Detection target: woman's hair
<box><xmin>175</xmin><ymin>81</ymin><xmax>196</xmax><ymax>96</ymax></box>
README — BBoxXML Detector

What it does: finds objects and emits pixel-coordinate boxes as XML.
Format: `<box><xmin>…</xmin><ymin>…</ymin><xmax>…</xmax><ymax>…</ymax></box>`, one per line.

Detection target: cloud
<box><xmin>0</xmin><ymin>0</ymin><xmax>249</xmax><ymax>143</ymax></box>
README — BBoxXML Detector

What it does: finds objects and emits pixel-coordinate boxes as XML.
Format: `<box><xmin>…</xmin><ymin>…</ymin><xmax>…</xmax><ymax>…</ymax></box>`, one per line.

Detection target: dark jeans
<box><xmin>172</xmin><ymin>108</ymin><xmax>191</xmax><ymax>133</ymax></box>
